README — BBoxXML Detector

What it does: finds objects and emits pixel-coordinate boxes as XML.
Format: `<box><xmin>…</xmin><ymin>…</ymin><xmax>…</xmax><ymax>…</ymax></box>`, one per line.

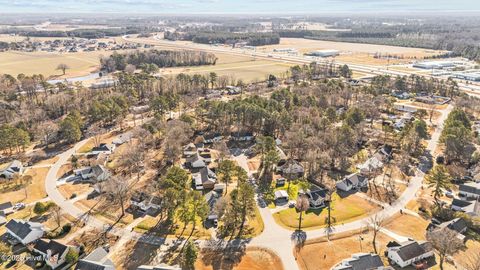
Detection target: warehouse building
<box><xmin>413</xmin><ymin>60</ymin><xmax>455</xmax><ymax>69</ymax></box>
<box><xmin>305</xmin><ymin>49</ymin><xmax>340</xmax><ymax>57</ymax></box>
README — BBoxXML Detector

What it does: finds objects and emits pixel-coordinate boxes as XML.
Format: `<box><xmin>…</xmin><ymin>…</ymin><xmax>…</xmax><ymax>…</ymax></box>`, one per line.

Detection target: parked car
<box><xmin>445</xmin><ymin>191</ymin><xmax>454</xmax><ymax>198</ymax></box>
<box><xmin>13</xmin><ymin>203</ymin><xmax>25</xmax><ymax>211</ymax></box>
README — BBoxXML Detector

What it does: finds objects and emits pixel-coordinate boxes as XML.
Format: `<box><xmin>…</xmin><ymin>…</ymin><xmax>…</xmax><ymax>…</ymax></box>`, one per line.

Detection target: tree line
<box><xmin>100</xmin><ymin>49</ymin><xmax>217</xmax><ymax>72</ymax></box>
<box><xmin>165</xmin><ymin>31</ymin><xmax>280</xmax><ymax>46</ymax></box>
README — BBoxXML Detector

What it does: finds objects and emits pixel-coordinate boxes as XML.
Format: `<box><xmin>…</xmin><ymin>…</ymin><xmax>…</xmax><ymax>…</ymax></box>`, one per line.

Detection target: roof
<box><xmin>393</xmin><ymin>241</ymin><xmax>433</xmax><ymax>262</ymax></box>
<box><xmin>92</xmin><ymin>165</ymin><xmax>108</xmax><ymax>177</ymax></box>
<box><xmin>437</xmin><ymin>218</ymin><xmax>468</xmax><ymax>233</ymax></box>
<box><xmin>278</xmin><ymin>160</ymin><xmax>304</xmax><ymax>175</ymax></box>
<box><xmin>275</xmin><ymin>190</ymin><xmax>289</xmax><ymax>199</ymax></box>
<box><xmin>75</xmin><ymin>247</ymin><xmax>114</xmax><ymax>270</ymax></box>
<box><xmin>6</xmin><ymin>219</ymin><xmax>44</xmax><ymax>240</ymax></box>
<box><xmin>34</xmin><ymin>239</ymin><xmax>68</xmax><ymax>256</ymax></box>
<box><xmin>344</xmin><ymin>173</ymin><xmax>366</xmax><ymax>186</ymax></box>
<box><xmin>459</xmin><ymin>182</ymin><xmax>480</xmax><ymax>195</ymax></box>
<box><xmin>203</xmin><ymin>133</ymin><xmax>222</xmax><ymax>141</ymax></box>
<box><xmin>0</xmin><ymin>202</ymin><xmax>12</xmax><ymax>211</ymax></box>
<box><xmin>335</xmin><ymin>253</ymin><xmax>385</xmax><ymax>270</ymax></box>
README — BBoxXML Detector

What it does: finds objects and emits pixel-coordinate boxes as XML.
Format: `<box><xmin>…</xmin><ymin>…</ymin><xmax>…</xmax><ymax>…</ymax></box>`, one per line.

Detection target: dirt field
<box><xmin>297</xmin><ymin>230</ymin><xmax>393</xmax><ymax>270</ymax></box>
<box><xmin>196</xmin><ymin>247</ymin><xmax>284</xmax><ymax>270</ymax></box>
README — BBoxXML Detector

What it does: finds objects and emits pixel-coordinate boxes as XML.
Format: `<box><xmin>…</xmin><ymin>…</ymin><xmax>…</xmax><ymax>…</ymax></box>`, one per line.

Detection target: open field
<box><xmin>273</xmin><ymin>193</ymin><xmax>379</xmax><ymax>230</ymax></box>
<box><xmin>0</xmin><ymin>50</ymin><xmax>108</xmax><ymax>77</ymax></box>
<box><xmin>157</xmin><ymin>52</ymin><xmax>292</xmax><ymax>82</ymax></box>
<box><xmin>196</xmin><ymin>247</ymin><xmax>284</xmax><ymax>270</ymax></box>
<box><xmin>262</xmin><ymin>38</ymin><xmax>445</xmax><ymax>57</ymax></box>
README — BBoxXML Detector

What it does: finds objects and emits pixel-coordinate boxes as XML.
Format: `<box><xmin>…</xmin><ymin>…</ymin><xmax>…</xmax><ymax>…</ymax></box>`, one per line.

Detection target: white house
<box><xmin>386</xmin><ymin>240</ymin><xmax>434</xmax><ymax>268</ymax></box>
<box><xmin>90</xmin><ymin>143</ymin><xmax>116</xmax><ymax>156</ymax></box>
<box><xmin>459</xmin><ymin>182</ymin><xmax>480</xmax><ymax>199</ymax></box>
<box><xmin>75</xmin><ymin>247</ymin><xmax>115</xmax><ymax>270</ymax></box>
<box><xmin>74</xmin><ymin>165</ymin><xmax>110</xmax><ymax>183</ymax></box>
<box><xmin>5</xmin><ymin>219</ymin><xmax>45</xmax><ymax>245</ymax></box>
<box><xmin>305</xmin><ymin>187</ymin><xmax>327</xmax><ymax>209</ymax></box>
<box><xmin>336</xmin><ymin>173</ymin><xmax>368</xmax><ymax>192</ymax></box>
<box><xmin>274</xmin><ymin>190</ymin><xmax>289</xmax><ymax>204</ymax></box>
<box><xmin>185</xmin><ymin>153</ymin><xmax>206</xmax><ymax>169</ymax></box>
<box><xmin>130</xmin><ymin>192</ymin><xmax>162</xmax><ymax>213</ymax></box>
<box><xmin>0</xmin><ymin>160</ymin><xmax>24</xmax><ymax>179</ymax></box>
<box><xmin>331</xmin><ymin>253</ymin><xmax>385</xmax><ymax>270</ymax></box>
<box><xmin>33</xmin><ymin>239</ymin><xmax>70</xmax><ymax>269</ymax></box>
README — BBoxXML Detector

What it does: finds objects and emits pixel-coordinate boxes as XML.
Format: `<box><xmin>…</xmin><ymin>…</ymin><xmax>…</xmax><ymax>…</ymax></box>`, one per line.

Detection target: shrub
<box><xmin>65</xmin><ymin>248</ymin><xmax>79</xmax><ymax>264</ymax></box>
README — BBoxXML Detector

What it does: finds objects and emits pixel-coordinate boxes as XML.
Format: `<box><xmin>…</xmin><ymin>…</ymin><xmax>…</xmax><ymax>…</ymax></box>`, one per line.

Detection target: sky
<box><xmin>1</xmin><ymin>0</ymin><xmax>480</xmax><ymax>14</ymax></box>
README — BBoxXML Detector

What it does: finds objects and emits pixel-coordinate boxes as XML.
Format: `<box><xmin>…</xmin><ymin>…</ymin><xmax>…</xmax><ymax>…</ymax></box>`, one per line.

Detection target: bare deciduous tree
<box><xmin>368</xmin><ymin>214</ymin><xmax>385</xmax><ymax>254</ymax></box>
<box><xmin>103</xmin><ymin>175</ymin><xmax>130</xmax><ymax>220</ymax></box>
<box><xmin>56</xmin><ymin>63</ymin><xmax>70</xmax><ymax>75</ymax></box>
<box><xmin>295</xmin><ymin>194</ymin><xmax>310</xmax><ymax>231</ymax></box>
<box><xmin>426</xmin><ymin>228</ymin><xmax>464</xmax><ymax>270</ymax></box>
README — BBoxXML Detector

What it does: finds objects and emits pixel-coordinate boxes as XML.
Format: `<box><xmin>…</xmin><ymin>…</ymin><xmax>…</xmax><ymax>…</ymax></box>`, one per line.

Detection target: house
<box><xmin>357</xmin><ymin>146</ymin><xmax>391</xmax><ymax>174</ymax></box>
<box><xmin>5</xmin><ymin>219</ymin><xmax>45</xmax><ymax>245</ymax></box>
<box><xmin>0</xmin><ymin>160</ymin><xmax>24</xmax><ymax>179</ymax></box>
<box><xmin>137</xmin><ymin>264</ymin><xmax>181</xmax><ymax>270</ymax></box>
<box><xmin>0</xmin><ymin>201</ymin><xmax>13</xmax><ymax>213</ymax></box>
<box><xmin>451</xmin><ymin>199</ymin><xmax>480</xmax><ymax>217</ymax></box>
<box><xmin>75</xmin><ymin>247</ymin><xmax>115</xmax><ymax>270</ymax></box>
<box><xmin>336</xmin><ymin>173</ymin><xmax>368</xmax><ymax>192</ymax></box>
<box><xmin>130</xmin><ymin>192</ymin><xmax>162</xmax><ymax>213</ymax></box>
<box><xmin>305</xmin><ymin>186</ymin><xmax>327</xmax><ymax>209</ymax></box>
<box><xmin>203</xmin><ymin>133</ymin><xmax>223</xmax><ymax>144</ymax></box>
<box><xmin>386</xmin><ymin>240</ymin><xmax>434</xmax><ymax>268</ymax></box>
<box><xmin>230</xmin><ymin>131</ymin><xmax>255</xmax><ymax>142</ymax></box>
<box><xmin>459</xmin><ymin>182</ymin><xmax>480</xmax><ymax>199</ymax></box>
<box><xmin>199</xmin><ymin>151</ymin><xmax>212</xmax><ymax>164</ymax></box>
<box><xmin>33</xmin><ymin>239</ymin><xmax>70</xmax><ymax>269</ymax></box>
<box><xmin>193</xmin><ymin>167</ymin><xmax>216</xmax><ymax>190</ymax></box>
<box><xmin>277</xmin><ymin>160</ymin><xmax>304</xmax><ymax>178</ymax></box>
<box><xmin>331</xmin><ymin>253</ymin><xmax>388</xmax><ymax>270</ymax></box>
<box><xmin>0</xmin><ymin>214</ymin><xmax>6</xmax><ymax>226</ymax></box>
<box><xmin>276</xmin><ymin>178</ymin><xmax>286</xmax><ymax>187</ymax></box>
<box><xmin>91</xmin><ymin>143</ymin><xmax>116</xmax><ymax>156</ymax></box>
<box><xmin>183</xmin><ymin>143</ymin><xmax>198</xmax><ymax>157</ymax></box>
<box><xmin>274</xmin><ymin>190</ymin><xmax>289</xmax><ymax>204</ymax></box>
<box><xmin>112</xmin><ymin>132</ymin><xmax>132</xmax><ymax>146</ymax></box>
<box><xmin>184</xmin><ymin>153</ymin><xmax>206</xmax><ymax>170</ymax></box>
<box><xmin>428</xmin><ymin>218</ymin><xmax>468</xmax><ymax>241</ymax></box>
<box><xmin>74</xmin><ymin>165</ymin><xmax>110</xmax><ymax>183</ymax></box>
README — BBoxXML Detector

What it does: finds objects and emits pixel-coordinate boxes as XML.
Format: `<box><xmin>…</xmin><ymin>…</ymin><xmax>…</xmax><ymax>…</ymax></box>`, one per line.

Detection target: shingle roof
<box><xmin>34</xmin><ymin>239</ymin><xmax>68</xmax><ymax>256</ymax></box>
<box><xmin>459</xmin><ymin>182</ymin><xmax>480</xmax><ymax>195</ymax></box>
<box><xmin>438</xmin><ymin>218</ymin><xmax>468</xmax><ymax>233</ymax></box>
<box><xmin>395</xmin><ymin>241</ymin><xmax>433</xmax><ymax>262</ymax></box>
<box><xmin>0</xmin><ymin>202</ymin><xmax>12</xmax><ymax>211</ymax></box>
<box><xmin>6</xmin><ymin>219</ymin><xmax>43</xmax><ymax>240</ymax></box>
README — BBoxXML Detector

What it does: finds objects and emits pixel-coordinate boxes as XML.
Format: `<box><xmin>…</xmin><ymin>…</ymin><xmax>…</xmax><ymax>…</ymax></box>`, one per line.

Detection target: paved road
<box><xmin>45</xmin><ymin>104</ymin><xmax>452</xmax><ymax>270</ymax></box>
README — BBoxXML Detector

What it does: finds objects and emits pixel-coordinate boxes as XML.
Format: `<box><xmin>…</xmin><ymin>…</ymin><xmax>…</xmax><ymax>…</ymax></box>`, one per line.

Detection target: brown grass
<box><xmin>383</xmin><ymin>213</ymin><xmax>429</xmax><ymax>241</ymax></box>
<box><xmin>57</xmin><ymin>182</ymin><xmax>92</xmax><ymax>199</ymax></box>
<box><xmin>297</xmin><ymin>231</ymin><xmax>393</xmax><ymax>270</ymax></box>
<box><xmin>196</xmin><ymin>247</ymin><xmax>284</xmax><ymax>270</ymax></box>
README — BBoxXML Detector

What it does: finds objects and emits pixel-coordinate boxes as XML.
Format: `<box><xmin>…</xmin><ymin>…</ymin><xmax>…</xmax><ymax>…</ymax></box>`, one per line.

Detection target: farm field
<box><xmin>0</xmin><ymin>50</ymin><xmax>108</xmax><ymax>77</ymax></box>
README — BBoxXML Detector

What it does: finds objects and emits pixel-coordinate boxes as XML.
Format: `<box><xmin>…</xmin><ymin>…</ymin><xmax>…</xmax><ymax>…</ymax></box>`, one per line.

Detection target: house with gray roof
<box><xmin>459</xmin><ymin>182</ymin><xmax>480</xmax><ymax>199</ymax></box>
<box><xmin>193</xmin><ymin>167</ymin><xmax>216</xmax><ymax>190</ymax></box>
<box><xmin>428</xmin><ymin>218</ymin><xmax>468</xmax><ymax>241</ymax></box>
<box><xmin>0</xmin><ymin>160</ymin><xmax>24</xmax><ymax>179</ymax></box>
<box><xmin>336</xmin><ymin>173</ymin><xmax>367</xmax><ymax>192</ymax></box>
<box><xmin>451</xmin><ymin>199</ymin><xmax>480</xmax><ymax>217</ymax></box>
<box><xmin>5</xmin><ymin>219</ymin><xmax>45</xmax><ymax>245</ymax></box>
<box><xmin>331</xmin><ymin>253</ymin><xmax>390</xmax><ymax>270</ymax></box>
<box><xmin>33</xmin><ymin>239</ymin><xmax>70</xmax><ymax>269</ymax></box>
<box><xmin>386</xmin><ymin>240</ymin><xmax>434</xmax><ymax>268</ymax></box>
<box><xmin>74</xmin><ymin>165</ymin><xmax>110</xmax><ymax>184</ymax></box>
<box><xmin>75</xmin><ymin>247</ymin><xmax>115</xmax><ymax>270</ymax></box>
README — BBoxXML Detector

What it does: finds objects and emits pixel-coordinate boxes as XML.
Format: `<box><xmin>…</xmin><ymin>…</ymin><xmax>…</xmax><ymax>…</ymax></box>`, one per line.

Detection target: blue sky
<box><xmin>1</xmin><ymin>0</ymin><xmax>479</xmax><ymax>13</ymax></box>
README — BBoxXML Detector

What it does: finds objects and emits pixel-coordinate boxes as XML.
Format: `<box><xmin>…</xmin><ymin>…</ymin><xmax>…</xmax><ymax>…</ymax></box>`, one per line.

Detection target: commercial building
<box><xmin>306</xmin><ymin>49</ymin><xmax>340</xmax><ymax>57</ymax></box>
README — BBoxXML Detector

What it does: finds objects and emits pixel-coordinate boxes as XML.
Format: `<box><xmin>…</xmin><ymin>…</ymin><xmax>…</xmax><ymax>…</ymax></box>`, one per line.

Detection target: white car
<box><xmin>13</xmin><ymin>203</ymin><xmax>25</xmax><ymax>211</ymax></box>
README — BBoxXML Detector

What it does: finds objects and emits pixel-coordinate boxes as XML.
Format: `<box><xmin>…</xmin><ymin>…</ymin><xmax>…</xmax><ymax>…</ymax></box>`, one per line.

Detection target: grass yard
<box><xmin>112</xmin><ymin>240</ymin><xmax>162</xmax><ymax>270</ymax></box>
<box><xmin>383</xmin><ymin>213</ymin><xmax>429</xmax><ymax>241</ymax></box>
<box><xmin>196</xmin><ymin>247</ymin><xmax>284</xmax><ymax>270</ymax></box>
<box><xmin>57</xmin><ymin>182</ymin><xmax>92</xmax><ymax>199</ymax></box>
<box><xmin>0</xmin><ymin>167</ymin><xmax>49</xmax><ymax>204</ymax></box>
<box><xmin>297</xmin><ymin>230</ymin><xmax>393</xmax><ymax>270</ymax></box>
<box><xmin>273</xmin><ymin>193</ymin><xmax>379</xmax><ymax>230</ymax></box>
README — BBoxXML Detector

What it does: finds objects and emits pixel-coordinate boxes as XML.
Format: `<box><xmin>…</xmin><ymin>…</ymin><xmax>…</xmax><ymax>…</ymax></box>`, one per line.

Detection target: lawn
<box><xmin>57</xmin><ymin>182</ymin><xmax>92</xmax><ymax>199</ymax></box>
<box><xmin>383</xmin><ymin>213</ymin><xmax>429</xmax><ymax>241</ymax></box>
<box><xmin>297</xmin><ymin>230</ymin><xmax>393</xmax><ymax>270</ymax></box>
<box><xmin>0</xmin><ymin>167</ymin><xmax>49</xmax><ymax>204</ymax></box>
<box><xmin>273</xmin><ymin>193</ymin><xmax>379</xmax><ymax>230</ymax></box>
